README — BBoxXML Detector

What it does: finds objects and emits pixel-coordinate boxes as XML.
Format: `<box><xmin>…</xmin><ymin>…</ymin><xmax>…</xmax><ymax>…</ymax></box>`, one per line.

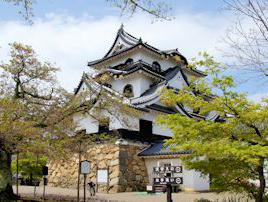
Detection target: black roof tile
<box><xmin>138</xmin><ymin>142</ymin><xmax>190</xmax><ymax>157</ymax></box>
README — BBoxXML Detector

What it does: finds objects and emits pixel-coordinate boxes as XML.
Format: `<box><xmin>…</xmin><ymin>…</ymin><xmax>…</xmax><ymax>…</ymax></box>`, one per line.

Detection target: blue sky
<box><xmin>0</xmin><ymin>0</ymin><xmax>266</xmax><ymax>101</ymax></box>
<box><xmin>0</xmin><ymin>0</ymin><xmax>226</xmax><ymax>20</ymax></box>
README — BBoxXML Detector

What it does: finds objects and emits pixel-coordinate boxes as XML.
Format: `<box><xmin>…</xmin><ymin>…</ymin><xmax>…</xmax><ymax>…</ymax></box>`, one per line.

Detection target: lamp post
<box><xmin>80</xmin><ymin>160</ymin><xmax>91</xmax><ymax>202</ymax></box>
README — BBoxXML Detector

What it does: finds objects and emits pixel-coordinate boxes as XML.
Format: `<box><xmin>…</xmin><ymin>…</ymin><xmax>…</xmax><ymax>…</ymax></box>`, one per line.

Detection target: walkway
<box><xmin>13</xmin><ymin>186</ymin><xmax>251</xmax><ymax>202</ymax></box>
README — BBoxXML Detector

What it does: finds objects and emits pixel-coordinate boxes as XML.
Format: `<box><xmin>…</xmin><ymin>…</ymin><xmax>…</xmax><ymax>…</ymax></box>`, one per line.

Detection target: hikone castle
<box><xmin>47</xmin><ymin>26</ymin><xmax>218</xmax><ymax>192</ymax></box>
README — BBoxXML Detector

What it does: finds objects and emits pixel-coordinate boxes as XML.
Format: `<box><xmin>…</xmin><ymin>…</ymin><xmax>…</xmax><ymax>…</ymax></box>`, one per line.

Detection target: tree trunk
<box><xmin>0</xmin><ymin>149</ymin><xmax>19</xmax><ymax>201</ymax></box>
<box><xmin>255</xmin><ymin>157</ymin><xmax>266</xmax><ymax>202</ymax></box>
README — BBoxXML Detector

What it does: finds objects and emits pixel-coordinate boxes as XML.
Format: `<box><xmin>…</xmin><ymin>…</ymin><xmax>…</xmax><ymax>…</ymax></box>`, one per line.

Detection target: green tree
<box><xmin>0</xmin><ymin>42</ymin><xmax>75</xmax><ymax>201</ymax></box>
<box><xmin>157</xmin><ymin>53</ymin><xmax>268</xmax><ymax>202</ymax></box>
<box><xmin>11</xmin><ymin>153</ymin><xmax>47</xmax><ymax>185</ymax></box>
<box><xmin>0</xmin><ymin>42</ymin><xmax>139</xmax><ymax>201</ymax></box>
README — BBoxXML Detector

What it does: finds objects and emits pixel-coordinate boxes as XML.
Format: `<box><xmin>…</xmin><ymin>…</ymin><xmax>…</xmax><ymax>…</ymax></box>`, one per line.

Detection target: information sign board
<box><xmin>153</xmin><ymin>166</ymin><xmax>182</xmax><ymax>173</ymax></box>
<box><xmin>97</xmin><ymin>170</ymin><xmax>108</xmax><ymax>183</ymax></box>
<box><xmin>80</xmin><ymin>160</ymin><xmax>91</xmax><ymax>174</ymax></box>
<box><xmin>153</xmin><ymin>177</ymin><xmax>183</xmax><ymax>185</ymax></box>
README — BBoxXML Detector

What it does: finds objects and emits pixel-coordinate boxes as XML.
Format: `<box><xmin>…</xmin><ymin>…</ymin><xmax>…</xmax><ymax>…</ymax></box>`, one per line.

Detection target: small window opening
<box><xmin>123</xmin><ymin>84</ymin><xmax>134</xmax><ymax>98</ymax></box>
<box><xmin>99</xmin><ymin>118</ymin><xmax>109</xmax><ymax>133</ymax></box>
<box><xmin>152</xmin><ymin>61</ymin><xmax>161</xmax><ymax>72</ymax></box>
<box><xmin>139</xmin><ymin>119</ymin><xmax>152</xmax><ymax>136</ymax></box>
<box><xmin>125</xmin><ymin>58</ymin><xmax>134</xmax><ymax>66</ymax></box>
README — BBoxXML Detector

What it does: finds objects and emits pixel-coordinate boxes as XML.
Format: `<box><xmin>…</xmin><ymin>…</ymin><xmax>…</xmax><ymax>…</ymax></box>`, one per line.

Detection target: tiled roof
<box><xmin>87</xmin><ymin>26</ymin><xmax>189</xmax><ymax>67</ymax></box>
<box><xmin>138</xmin><ymin>142</ymin><xmax>190</xmax><ymax>157</ymax></box>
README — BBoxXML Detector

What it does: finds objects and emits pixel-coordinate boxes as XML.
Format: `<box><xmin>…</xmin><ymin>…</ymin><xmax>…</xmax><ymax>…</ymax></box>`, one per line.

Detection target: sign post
<box><xmin>167</xmin><ymin>184</ymin><xmax>172</xmax><ymax>202</ymax></box>
<box><xmin>16</xmin><ymin>153</ymin><xmax>19</xmax><ymax>196</ymax></box>
<box><xmin>153</xmin><ymin>165</ymin><xmax>183</xmax><ymax>202</ymax></box>
<box><xmin>80</xmin><ymin>160</ymin><xmax>91</xmax><ymax>202</ymax></box>
<box><xmin>42</xmin><ymin>166</ymin><xmax>48</xmax><ymax>201</ymax></box>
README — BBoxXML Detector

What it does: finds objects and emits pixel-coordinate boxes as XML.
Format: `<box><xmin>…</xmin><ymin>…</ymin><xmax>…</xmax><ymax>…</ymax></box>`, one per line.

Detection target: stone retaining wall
<box><xmin>47</xmin><ymin>143</ymin><xmax>148</xmax><ymax>193</ymax></box>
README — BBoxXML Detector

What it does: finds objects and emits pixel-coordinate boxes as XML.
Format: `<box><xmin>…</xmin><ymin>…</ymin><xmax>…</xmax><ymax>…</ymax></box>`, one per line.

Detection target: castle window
<box><xmin>152</xmin><ymin>61</ymin><xmax>161</xmax><ymax>72</ymax></box>
<box><xmin>99</xmin><ymin>118</ymin><xmax>109</xmax><ymax>133</ymax></box>
<box><xmin>123</xmin><ymin>84</ymin><xmax>134</xmax><ymax>98</ymax></box>
<box><xmin>139</xmin><ymin>119</ymin><xmax>152</xmax><ymax>136</ymax></box>
<box><xmin>125</xmin><ymin>58</ymin><xmax>134</xmax><ymax>66</ymax></box>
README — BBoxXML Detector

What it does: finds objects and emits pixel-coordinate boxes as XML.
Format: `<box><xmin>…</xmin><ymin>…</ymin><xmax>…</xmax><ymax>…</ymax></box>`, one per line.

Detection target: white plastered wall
<box><xmin>108</xmin><ymin>73</ymin><xmax>155</xmax><ymax>98</ymax></box>
<box><xmin>100</xmin><ymin>49</ymin><xmax>178</xmax><ymax>71</ymax></box>
<box><xmin>74</xmin><ymin>107</ymin><xmax>173</xmax><ymax>137</ymax></box>
<box><xmin>105</xmin><ymin>108</ymin><xmax>172</xmax><ymax>137</ymax></box>
<box><xmin>73</xmin><ymin>113</ymin><xmax>99</xmax><ymax>134</ymax></box>
<box><xmin>73</xmin><ymin>81</ymin><xmax>100</xmax><ymax>134</ymax></box>
<box><xmin>144</xmin><ymin>158</ymin><xmax>210</xmax><ymax>191</ymax></box>
<box><xmin>73</xmin><ymin>104</ymin><xmax>140</xmax><ymax>134</ymax></box>
<box><xmin>142</xmin><ymin>112</ymin><xmax>173</xmax><ymax>137</ymax></box>
<box><xmin>167</xmin><ymin>70</ymin><xmax>184</xmax><ymax>89</ymax></box>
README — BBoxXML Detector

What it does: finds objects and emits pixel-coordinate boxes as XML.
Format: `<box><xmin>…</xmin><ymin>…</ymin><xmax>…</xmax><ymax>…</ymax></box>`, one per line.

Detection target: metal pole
<box><xmin>96</xmin><ymin>166</ymin><xmax>98</xmax><ymax>193</ymax></box>
<box><xmin>43</xmin><ymin>177</ymin><xmax>46</xmax><ymax>201</ymax></box>
<box><xmin>166</xmin><ymin>184</ymin><xmax>172</xmax><ymax>202</ymax></box>
<box><xmin>107</xmin><ymin>167</ymin><xmax>109</xmax><ymax>194</ymax></box>
<box><xmin>16</xmin><ymin>153</ymin><xmax>19</xmax><ymax>196</ymax></box>
<box><xmin>34</xmin><ymin>155</ymin><xmax>39</xmax><ymax>198</ymax></box>
<box><xmin>83</xmin><ymin>174</ymin><xmax>86</xmax><ymax>202</ymax></box>
<box><xmin>77</xmin><ymin>140</ymin><xmax>82</xmax><ymax>202</ymax></box>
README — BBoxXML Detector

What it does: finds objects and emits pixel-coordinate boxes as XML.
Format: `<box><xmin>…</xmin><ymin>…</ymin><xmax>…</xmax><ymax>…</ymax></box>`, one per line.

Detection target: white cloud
<box><xmin>248</xmin><ymin>92</ymin><xmax>268</xmax><ymax>104</ymax></box>
<box><xmin>0</xmin><ymin>11</ymin><xmax>232</xmax><ymax>92</ymax></box>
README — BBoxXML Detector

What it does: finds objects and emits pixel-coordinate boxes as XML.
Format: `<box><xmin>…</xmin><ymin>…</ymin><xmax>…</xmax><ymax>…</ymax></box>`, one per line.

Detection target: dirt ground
<box><xmin>14</xmin><ymin>185</ymin><xmax>252</xmax><ymax>202</ymax></box>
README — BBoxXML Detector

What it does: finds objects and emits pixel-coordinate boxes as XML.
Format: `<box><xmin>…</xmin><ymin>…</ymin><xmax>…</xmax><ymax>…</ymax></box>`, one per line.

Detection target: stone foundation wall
<box><xmin>47</xmin><ymin>143</ymin><xmax>148</xmax><ymax>192</ymax></box>
<box><xmin>117</xmin><ymin>145</ymin><xmax>149</xmax><ymax>192</ymax></box>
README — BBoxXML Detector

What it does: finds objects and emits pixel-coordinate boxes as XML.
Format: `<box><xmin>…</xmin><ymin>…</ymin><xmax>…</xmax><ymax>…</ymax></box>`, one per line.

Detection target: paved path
<box><xmin>13</xmin><ymin>186</ymin><xmax>251</xmax><ymax>202</ymax></box>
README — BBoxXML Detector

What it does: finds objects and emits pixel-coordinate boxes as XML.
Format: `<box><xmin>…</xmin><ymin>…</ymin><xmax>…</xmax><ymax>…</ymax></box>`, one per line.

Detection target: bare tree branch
<box><xmin>223</xmin><ymin>0</ymin><xmax>268</xmax><ymax>83</ymax></box>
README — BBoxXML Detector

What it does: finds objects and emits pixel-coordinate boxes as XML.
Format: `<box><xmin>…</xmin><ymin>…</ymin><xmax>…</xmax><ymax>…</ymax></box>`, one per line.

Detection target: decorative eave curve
<box><xmin>125</xmin><ymin>64</ymin><xmax>165</xmax><ymax>80</ymax></box>
<box><xmin>103</xmin><ymin>25</ymin><xmax>139</xmax><ymax>59</ymax></box>
<box><xmin>182</xmin><ymin>66</ymin><xmax>207</xmax><ymax>77</ymax></box>
<box><xmin>93</xmin><ymin>60</ymin><xmax>166</xmax><ymax>82</ymax></box>
<box><xmin>88</xmin><ymin>42</ymin><xmax>188</xmax><ymax>68</ymax></box>
<box><xmin>88</xmin><ymin>43</ymin><xmax>140</xmax><ymax>67</ymax></box>
<box><xmin>175</xmin><ymin>104</ymin><xmax>193</xmax><ymax>118</ymax></box>
<box><xmin>75</xmin><ymin>73</ymin><xmax>151</xmax><ymax>113</ymax></box>
<box><xmin>74</xmin><ymin>73</ymin><xmax>85</xmax><ymax>95</ymax></box>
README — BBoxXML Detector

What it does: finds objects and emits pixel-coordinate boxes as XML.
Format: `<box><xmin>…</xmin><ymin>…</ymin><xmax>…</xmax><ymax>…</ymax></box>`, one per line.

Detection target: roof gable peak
<box><xmin>104</xmin><ymin>25</ymin><xmax>139</xmax><ymax>58</ymax></box>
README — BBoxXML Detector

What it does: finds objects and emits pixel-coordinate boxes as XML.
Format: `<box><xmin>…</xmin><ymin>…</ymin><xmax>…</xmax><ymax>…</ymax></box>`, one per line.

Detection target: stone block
<box><xmin>133</xmin><ymin>165</ymin><xmax>139</xmax><ymax>171</ymax></box>
<box><xmin>109</xmin><ymin>170</ymin><xmax>118</xmax><ymax>179</ymax></box>
<box><xmin>119</xmin><ymin>151</ymin><xmax>128</xmax><ymax>159</ymax></box>
<box><xmin>119</xmin><ymin>163</ymin><xmax>126</xmax><ymax>171</ymax></box>
<box><xmin>136</xmin><ymin>175</ymin><xmax>142</xmax><ymax>181</ymax></box>
<box><xmin>114</xmin><ymin>151</ymin><xmax>120</xmax><ymax>157</ymax></box>
<box><xmin>106</xmin><ymin>153</ymin><xmax>113</xmax><ymax>160</ymax></box>
<box><xmin>98</xmin><ymin>160</ymin><xmax>106</xmax><ymax>168</ymax></box>
<box><xmin>118</xmin><ymin>185</ymin><xmax>126</xmax><ymax>192</ymax></box>
<box><xmin>109</xmin><ymin>185</ymin><xmax>119</xmax><ymax>192</ymax></box>
<box><xmin>110</xmin><ymin>159</ymin><xmax>119</xmax><ymax>166</ymax></box>
<box><xmin>110</xmin><ymin>177</ymin><xmax>119</xmax><ymax>185</ymax></box>
<box><xmin>98</xmin><ymin>153</ymin><xmax>104</xmax><ymax>161</ymax></box>
<box><xmin>126</xmin><ymin>187</ymin><xmax>132</xmax><ymax>192</ymax></box>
